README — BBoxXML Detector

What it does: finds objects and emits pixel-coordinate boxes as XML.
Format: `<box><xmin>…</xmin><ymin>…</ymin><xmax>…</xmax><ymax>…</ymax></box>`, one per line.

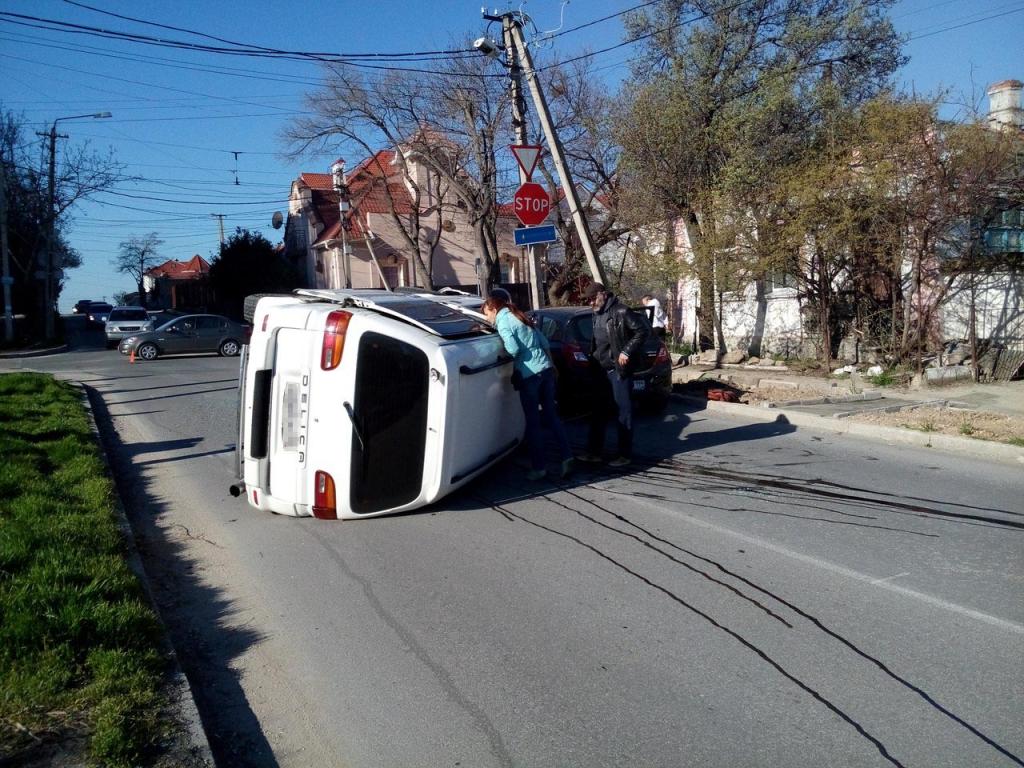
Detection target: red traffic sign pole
<box><xmin>512</xmin><ymin>182</ymin><xmax>551</xmax><ymax>227</ymax></box>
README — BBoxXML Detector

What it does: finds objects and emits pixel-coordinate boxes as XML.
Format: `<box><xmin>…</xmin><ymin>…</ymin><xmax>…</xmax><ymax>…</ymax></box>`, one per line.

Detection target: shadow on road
<box><xmin>86</xmin><ymin>387</ymin><xmax>280</xmax><ymax>768</ymax></box>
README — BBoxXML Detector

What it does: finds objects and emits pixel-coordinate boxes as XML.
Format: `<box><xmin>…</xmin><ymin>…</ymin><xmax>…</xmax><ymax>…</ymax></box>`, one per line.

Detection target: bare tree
<box><xmin>2</xmin><ymin>110</ymin><xmax>122</xmax><ymax>337</ymax></box>
<box><xmin>534</xmin><ymin>58</ymin><xmax>629</xmax><ymax>303</ymax></box>
<box><xmin>113</xmin><ymin>233</ymin><xmax>162</xmax><ymax>307</ymax></box>
<box><xmin>284</xmin><ymin>51</ymin><xmax>512</xmax><ymax>290</ymax></box>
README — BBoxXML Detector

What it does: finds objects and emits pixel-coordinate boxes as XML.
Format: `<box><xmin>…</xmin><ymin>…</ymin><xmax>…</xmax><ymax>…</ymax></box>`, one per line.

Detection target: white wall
<box><xmin>941</xmin><ymin>270</ymin><xmax>1024</xmax><ymax>350</ymax></box>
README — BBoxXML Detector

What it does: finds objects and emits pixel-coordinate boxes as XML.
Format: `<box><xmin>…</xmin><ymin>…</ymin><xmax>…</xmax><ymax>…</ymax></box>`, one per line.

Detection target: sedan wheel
<box><xmin>137</xmin><ymin>343</ymin><xmax>159</xmax><ymax>361</ymax></box>
<box><xmin>219</xmin><ymin>339</ymin><xmax>240</xmax><ymax>357</ymax></box>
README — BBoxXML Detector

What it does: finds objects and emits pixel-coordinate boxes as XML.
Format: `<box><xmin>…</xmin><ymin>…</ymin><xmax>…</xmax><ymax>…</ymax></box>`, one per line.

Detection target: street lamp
<box><xmin>41</xmin><ymin>111</ymin><xmax>111</xmax><ymax>339</ymax></box>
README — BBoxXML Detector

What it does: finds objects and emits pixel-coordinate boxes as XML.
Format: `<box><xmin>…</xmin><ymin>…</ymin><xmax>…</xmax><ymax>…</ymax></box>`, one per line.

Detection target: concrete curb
<box><xmin>0</xmin><ymin>344</ymin><xmax>68</xmax><ymax>359</ymax></box>
<box><xmin>676</xmin><ymin>394</ymin><xmax>1024</xmax><ymax>466</ymax></box>
<box><xmin>75</xmin><ymin>382</ymin><xmax>215</xmax><ymax>766</ymax></box>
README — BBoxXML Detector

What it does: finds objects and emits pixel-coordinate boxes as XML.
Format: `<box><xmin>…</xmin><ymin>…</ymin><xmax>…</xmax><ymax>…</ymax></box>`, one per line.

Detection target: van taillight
<box><xmin>312</xmin><ymin>470</ymin><xmax>338</xmax><ymax>519</ymax></box>
<box><xmin>654</xmin><ymin>344</ymin><xmax>670</xmax><ymax>365</ymax></box>
<box><xmin>321</xmin><ymin>311</ymin><xmax>352</xmax><ymax>370</ymax></box>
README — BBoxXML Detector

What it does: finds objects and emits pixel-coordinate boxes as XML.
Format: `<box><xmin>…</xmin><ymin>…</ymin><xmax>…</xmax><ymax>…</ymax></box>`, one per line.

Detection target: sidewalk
<box><xmin>671</xmin><ymin>364</ymin><xmax>1024</xmax><ymax>466</ymax></box>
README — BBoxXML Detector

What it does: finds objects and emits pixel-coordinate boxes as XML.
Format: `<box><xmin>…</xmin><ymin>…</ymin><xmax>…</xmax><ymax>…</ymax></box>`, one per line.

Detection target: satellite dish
<box><xmin>271</xmin><ymin>211</ymin><xmax>283</xmax><ymax>230</ymax></box>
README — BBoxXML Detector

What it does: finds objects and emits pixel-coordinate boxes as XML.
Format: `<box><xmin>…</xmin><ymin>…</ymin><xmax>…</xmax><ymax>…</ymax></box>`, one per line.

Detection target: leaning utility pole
<box><xmin>484</xmin><ymin>10</ymin><xmax>608</xmax><ymax>287</ymax></box>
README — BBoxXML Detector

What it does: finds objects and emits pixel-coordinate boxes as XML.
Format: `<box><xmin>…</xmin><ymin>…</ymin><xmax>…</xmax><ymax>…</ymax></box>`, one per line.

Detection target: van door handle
<box><xmin>460</xmin><ymin>355</ymin><xmax>512</xmax><ymax>375</ymax></box>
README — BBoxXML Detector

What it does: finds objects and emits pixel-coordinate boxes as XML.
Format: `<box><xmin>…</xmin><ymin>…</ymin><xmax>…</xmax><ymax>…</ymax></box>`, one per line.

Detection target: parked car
<box><xmin>104</xmin><ymin>306</ymin><xmax>154</xmax><ymax>348</ymax></box>
<box><xmin>118</xmin><ymin>314</ymin><xmax>251</xmax><ymax>360</ymax></box>
<box><xmin>233</xmin><ymin>289</ymin><xmax>523</xmax><ymax>520</ymax></box>
<box><xmin>85</xmin><ymin>302</ymin><xmax>113</xmax><ymax>325</ymax></box>
<box><xmin>527</xmin><ymin>306</ymin><xmax>672</xmax><ymax>413</ymax></box>
<box><xmin>73</xmin><ymin>299</ymin><xmax>95</xmax><ymax>314</ymax></box>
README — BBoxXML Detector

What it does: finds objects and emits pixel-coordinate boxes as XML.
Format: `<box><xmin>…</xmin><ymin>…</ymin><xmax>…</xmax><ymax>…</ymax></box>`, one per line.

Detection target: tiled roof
<box><xmin>146</xmin><ymin>255</ymin><xmax>210</xmax><ymax>279</ymax></box>
<box><xmin>300</xmin><ymin>148</ymin><xmax>521</xmax><ymax>246</ymax></box>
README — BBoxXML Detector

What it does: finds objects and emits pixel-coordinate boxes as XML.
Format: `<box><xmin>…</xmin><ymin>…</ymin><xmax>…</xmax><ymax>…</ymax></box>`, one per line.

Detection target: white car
<box><xmin>104</xmin><ymin>306</ymin><xmax>154</xmax><ymax>348</ymax></box>
<box><xmin>233</xmin><ymin>290</ymin><xmax>524</xmax><ymax>520</ymax></box>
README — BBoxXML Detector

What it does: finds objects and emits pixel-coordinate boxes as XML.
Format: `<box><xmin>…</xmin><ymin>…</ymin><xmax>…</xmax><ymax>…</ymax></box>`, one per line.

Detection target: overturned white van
<box><xmin>233</xmin><ymin>290</ymin><xmax>524</xmax><ymax>520</ymax></box>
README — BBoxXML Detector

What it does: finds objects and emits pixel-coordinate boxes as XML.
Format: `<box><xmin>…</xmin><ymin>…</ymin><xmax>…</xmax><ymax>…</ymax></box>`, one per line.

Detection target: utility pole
<box><xmin>499</xmin><ymin>14</ymin><xmax>608</xmax><ymax>286</ymax></box>
<box><xmin>41</xmin><ymin>122</ymin><xmax>66</xmax><ymax>339</ymax></box>
<box><xmin>38</xmin><ymin>112</ymin><xmax>111</xmax><ymax>338</ymax></box>
<box><xmin>499</xmin><ymin>13</ymin><xmax>544</xmax><ymax>309</ymax></box>
<box><xmin>1</xmin><ymin>154</ymin><xmax>13</xmax><ymax>342</ymax></box>
<box><xmin>210</xmin><ymin>213</ymin><xmax>226</xmax><ymax>245</ymax></box>
<box><xmin>331</xmin><ymin>159</ymin><xmax>353</xmax><ymax>289</ymax></box>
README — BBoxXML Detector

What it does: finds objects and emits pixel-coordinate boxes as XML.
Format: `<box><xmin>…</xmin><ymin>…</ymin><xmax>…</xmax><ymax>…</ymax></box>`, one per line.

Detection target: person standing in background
<box><xmin>642</xmin><ymin>294</ymin><xmax>668</xmax><ymax>339</ymax></box>
<box><xmin>578</xmin><ymin>283</ymin><xmax>650</xmax><ymax>467</ymax></box>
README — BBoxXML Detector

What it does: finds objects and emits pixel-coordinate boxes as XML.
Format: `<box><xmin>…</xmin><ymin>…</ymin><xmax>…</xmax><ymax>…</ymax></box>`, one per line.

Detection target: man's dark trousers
<box><xmin>587</xmin><ymin>366</ymin><xmax>633</xmax><ymax>459</ymax></box>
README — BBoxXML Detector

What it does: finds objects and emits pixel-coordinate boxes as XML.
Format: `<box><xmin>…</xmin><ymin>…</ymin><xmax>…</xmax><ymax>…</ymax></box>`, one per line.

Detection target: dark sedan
<box><xmin>118</xmin><ymin>314</ymin><xmax>251</xmax><ymax>360</ymax></box>
<box><xmin>85</xmin><ymin>302</ymin><xmax>113</xmax><ymax>325</ymax></box>
<box><xmin>528</xmin><ymin>306</ymin><xmax>672</xmax><ymax>413</ymax></box>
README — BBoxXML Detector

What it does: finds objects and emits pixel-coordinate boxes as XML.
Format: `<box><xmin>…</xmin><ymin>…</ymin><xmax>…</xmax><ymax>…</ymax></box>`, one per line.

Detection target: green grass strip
<box><xmin>0</xmin><ymin>373</ymin><xmax>166</xmax><ymax>766</ymax></box>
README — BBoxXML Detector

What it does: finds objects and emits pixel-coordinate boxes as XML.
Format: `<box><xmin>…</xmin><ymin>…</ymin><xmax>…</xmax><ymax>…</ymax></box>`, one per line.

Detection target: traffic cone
<box><xmin>129</xmin><ymin>348</ymin><xmax>135</xmax><ymax>364</ymax></box>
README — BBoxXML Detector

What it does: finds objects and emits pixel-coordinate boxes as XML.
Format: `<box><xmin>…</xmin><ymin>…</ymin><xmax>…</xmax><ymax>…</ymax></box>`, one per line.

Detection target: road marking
<box><xmin>627</xmin><ymin>496</ymin><xmax>1024</xmax><ymax>635</ymax></box>
<box><xmin>871</xmin><ymin>572</ymin><xmax>910</xmax><ymax>584</ymax></box>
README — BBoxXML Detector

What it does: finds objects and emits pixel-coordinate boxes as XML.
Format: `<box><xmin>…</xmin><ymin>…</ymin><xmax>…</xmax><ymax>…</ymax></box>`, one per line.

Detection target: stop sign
<box><xmin>513</xmin><ymin>182</ymin><xmax>551</xmax><ymax>227</ymax></box>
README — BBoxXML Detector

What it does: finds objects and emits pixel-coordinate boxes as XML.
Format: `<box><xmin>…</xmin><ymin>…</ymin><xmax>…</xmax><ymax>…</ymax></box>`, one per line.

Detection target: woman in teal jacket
<box><xmin>482</xmin><ymin>293</ymin><xmax>573</xmax><ymax>480</ymax></box>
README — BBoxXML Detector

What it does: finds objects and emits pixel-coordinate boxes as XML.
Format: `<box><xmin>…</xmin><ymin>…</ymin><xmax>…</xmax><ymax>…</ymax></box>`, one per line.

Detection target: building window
<box><xmin>381</xmin><ymin>265</ymin><xmax>400</xmax><ymax>289</ymax></box>
<box><xmin>766</xmin><ymin>269</ymin><xmax>798</xmax><ymax>293</ymax></box>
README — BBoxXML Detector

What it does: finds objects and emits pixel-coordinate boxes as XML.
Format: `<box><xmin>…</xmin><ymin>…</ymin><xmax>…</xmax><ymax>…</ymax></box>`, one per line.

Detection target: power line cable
<box><xmin>60</xmin><ymin>0</ymin><xmax>477</xmax><ymax>60</ymax></box>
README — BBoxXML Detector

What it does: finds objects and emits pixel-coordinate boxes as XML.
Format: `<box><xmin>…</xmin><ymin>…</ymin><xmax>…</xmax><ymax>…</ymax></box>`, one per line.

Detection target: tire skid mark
<box><xmin>483</xmin><ymin>495</ymin><xmax>906</xmax><ymax>768</ymax></box>
<box><xmin>493</xmin><ymin>459</ymin><xmax>1022</xmax><ymax>768</ymax></box>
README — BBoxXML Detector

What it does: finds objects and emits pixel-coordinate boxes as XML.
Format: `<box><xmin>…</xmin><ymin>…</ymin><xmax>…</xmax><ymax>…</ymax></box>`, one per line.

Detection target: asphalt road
<box><xmin>4</xmin><ymin>316</ymin><xmax>1022</xmax><ymax>767</ymax></box>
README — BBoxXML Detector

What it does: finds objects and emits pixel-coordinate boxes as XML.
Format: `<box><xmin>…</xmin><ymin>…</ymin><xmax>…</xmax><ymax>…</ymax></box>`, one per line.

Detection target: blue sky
<box><xmin>0</xmin><ymin>0</ymin><xmax>1021</xmax><ymax>311</ymax></box>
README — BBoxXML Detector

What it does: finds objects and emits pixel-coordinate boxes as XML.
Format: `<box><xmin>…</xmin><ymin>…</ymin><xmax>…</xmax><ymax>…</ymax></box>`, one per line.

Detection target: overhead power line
<box><xmin>0</xmin><ymin>10</ymin><xmax>477</xmax><ymax>62</ymax></box>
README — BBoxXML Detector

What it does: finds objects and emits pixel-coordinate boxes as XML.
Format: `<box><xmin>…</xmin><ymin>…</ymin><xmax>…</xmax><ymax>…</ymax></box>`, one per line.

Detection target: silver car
<box><xmin>104</xmin><ymin>306</ymin><xmax>154</xmax><ymax>348</ymax></box>
<box><xmin>119</xmin><ymin>314</ymin><xmax>251</xmax><ymax>360</ymax></box>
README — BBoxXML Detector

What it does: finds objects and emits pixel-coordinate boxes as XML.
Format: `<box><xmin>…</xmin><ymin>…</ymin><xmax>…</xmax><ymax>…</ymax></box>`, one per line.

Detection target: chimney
<box><xmin>987</xmin><ymin>79</ymin><xmax>1023</xmax><ymax>132</ymax></box>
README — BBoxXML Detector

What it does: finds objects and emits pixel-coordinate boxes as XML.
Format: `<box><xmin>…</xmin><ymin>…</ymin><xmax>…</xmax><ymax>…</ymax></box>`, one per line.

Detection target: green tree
<box><xmin>615</xmin><ymin>0</ymin><xmax>904</xmax><ymax>353</ymax></box>
<box><xmin>209</xmin><ymin>228</ymin><xmax>299</xmax><ymax>320</ymax></box>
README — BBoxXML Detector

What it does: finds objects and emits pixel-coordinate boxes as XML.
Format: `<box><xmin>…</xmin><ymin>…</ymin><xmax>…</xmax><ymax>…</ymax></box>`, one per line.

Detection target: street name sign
<box><xmin>514</xmin><ymin>225</ymin><xmax>558</xmax><ymax>246</ymax></box>
<box><xmin>512</xmin><ymin>182</ymin><xmax>551</xmax><ymax>226</ymax></box>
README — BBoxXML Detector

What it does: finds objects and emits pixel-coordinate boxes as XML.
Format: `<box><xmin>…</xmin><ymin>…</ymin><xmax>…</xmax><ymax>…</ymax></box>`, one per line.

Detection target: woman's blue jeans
<box><xmin>518</xmin><ymin>367</ymin><xmax>572</xmax><ymax>471</ymax></box>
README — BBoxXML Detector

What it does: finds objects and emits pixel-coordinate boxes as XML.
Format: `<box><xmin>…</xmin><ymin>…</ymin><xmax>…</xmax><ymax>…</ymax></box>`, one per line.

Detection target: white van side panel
<box><xmin>434</xmin><ymin>336</ymin><xmax>524</xmax><ymax>495</ymax></box>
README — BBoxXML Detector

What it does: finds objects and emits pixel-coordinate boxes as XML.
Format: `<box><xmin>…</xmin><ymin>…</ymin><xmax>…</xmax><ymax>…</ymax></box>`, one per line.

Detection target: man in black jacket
<box><xmin>578</xmin><ymin>282</ymin><xmax>651</xmax><ymax>467</ymax></box>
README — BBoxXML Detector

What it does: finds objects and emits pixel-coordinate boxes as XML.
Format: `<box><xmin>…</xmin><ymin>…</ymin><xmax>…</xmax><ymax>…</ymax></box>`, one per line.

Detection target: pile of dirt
<box><xmin>674</xmin><ymin>378</ymin><xmax>826</xmax><ymax>406</ymax></box>
<box><xmin>846</xmin><ymin>406</ymin><xmax>1024</xmax><ymax>445</ymax></box>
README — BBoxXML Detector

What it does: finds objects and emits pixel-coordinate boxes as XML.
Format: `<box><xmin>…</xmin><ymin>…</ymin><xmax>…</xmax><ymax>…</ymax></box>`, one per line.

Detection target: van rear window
<box><xmin>350</xmin><ymin>332</ymin><xmax>429</xmax><ymax>513</ymax></box>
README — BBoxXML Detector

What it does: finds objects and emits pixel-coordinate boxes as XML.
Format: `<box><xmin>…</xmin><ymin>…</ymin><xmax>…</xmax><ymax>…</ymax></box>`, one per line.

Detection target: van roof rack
<box><xmin>293</xmin><ymin>289</ymin><xmax>487</xmax><ymax>339</ymax></box>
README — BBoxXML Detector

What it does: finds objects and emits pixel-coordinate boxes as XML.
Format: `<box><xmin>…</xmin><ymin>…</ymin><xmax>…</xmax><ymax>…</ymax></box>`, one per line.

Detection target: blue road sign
<box><xmin>514</xmin><ymin>225</ymin><xmax>558</xmax><ymax>246</ymax></box>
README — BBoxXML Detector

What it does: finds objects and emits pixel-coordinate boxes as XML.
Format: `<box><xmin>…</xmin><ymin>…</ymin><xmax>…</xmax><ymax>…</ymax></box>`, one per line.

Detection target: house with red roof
<box><xmin>283</xmin><ymin>147</ymin><xmax>525</xmax><ymax>293</ymax></box>
<box><xmin>143</xmin><ymin>255</ymin><xmax>211</xmax><ymax>310</ymax></box>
